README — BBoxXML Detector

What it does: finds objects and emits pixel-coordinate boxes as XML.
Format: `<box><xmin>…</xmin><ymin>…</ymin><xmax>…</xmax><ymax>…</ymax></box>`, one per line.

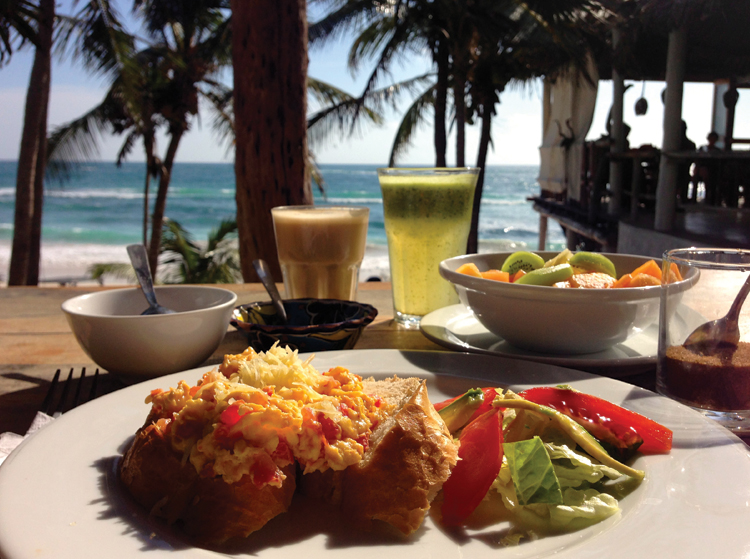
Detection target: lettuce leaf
<box><xmin>545</xmin><ymin>443</ymin><xmax>622</xmax><ymax>488</ymax></box>
<box><xmin>503</xmin><ymin>436</ymin><xmax>563</xmax><ymax>505</ymax></box>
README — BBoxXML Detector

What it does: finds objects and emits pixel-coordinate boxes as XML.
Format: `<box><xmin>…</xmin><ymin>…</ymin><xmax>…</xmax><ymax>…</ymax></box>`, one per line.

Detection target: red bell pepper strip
<box><xmin>441</xmin><ymin>408</ymin><xmax>503</xmax><ymax>526</ymax></box>
<box><xmin>519</xmin><ymin>387</ymin><xmax>672</xmax><ymax>454</ymax></box>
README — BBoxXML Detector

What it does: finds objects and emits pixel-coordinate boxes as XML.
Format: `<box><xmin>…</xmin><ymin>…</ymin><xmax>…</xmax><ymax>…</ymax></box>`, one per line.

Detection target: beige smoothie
<box><xmin>271</xmin><ymin>206</ymin><xmax>369</xmax><ymax>300</ymax></box>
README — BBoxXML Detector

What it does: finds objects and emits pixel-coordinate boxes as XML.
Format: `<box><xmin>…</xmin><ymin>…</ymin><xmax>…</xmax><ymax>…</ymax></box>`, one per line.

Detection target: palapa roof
<box><xmin>603</xmin><ymin>0</ymin><xmax>750</xmax><ymax>83</ymax></box>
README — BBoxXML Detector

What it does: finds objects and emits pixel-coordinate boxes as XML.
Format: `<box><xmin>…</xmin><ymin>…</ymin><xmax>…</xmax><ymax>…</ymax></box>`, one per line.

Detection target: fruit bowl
<box><xmin>440</xmin><ymin>251</ymin><xmax>698</xmax><ymax>354</ymax></box>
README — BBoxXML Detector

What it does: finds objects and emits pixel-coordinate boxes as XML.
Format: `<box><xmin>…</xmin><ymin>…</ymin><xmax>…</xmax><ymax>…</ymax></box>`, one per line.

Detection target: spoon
<box><xmin>683</xmin><ymin>272</ymin><xmax>750</xmax><ymax>354</ymax></box>
<box><xmin>127</xmin><ymin>244</ymin><xmax>175</xmax><ymax>315</ymax></box>
<box><xmin>253</xmin><ymin>259</ymin><xmax>288</xmax><ymax>323</ymax></box>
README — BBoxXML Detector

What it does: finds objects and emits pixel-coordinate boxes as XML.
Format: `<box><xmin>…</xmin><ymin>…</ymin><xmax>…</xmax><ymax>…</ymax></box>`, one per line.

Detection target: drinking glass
<box><xmin>657</xmin><ymin>248</ymin><xmax>750</xmax><ymax>435</ymax></box>
<box><xmin>271</xmin><ymin>205</ymin><xmax>369</xmax><ymax>300</ymax></box>
<box><xmin>377</xmin><ymin>167</ymin><xmax>479</xmax><ymax>328</ymax></box>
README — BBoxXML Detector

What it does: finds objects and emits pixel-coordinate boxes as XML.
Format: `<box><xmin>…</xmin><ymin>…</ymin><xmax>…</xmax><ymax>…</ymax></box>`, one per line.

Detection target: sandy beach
<box><xmin>0</xmin><ymin>241</ymin><xmax>393</xmax><ymax>287</ymax></box>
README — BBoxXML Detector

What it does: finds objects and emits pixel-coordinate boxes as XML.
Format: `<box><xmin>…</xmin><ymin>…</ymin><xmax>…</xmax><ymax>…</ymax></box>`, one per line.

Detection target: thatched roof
<box><xmin>604</xmin><ymin>0</ymin><xmax>750</xmax><ymax>83</ymax></box>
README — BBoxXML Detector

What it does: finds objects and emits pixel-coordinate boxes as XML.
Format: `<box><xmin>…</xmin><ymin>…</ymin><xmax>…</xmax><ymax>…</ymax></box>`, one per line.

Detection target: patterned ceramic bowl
<box><xmin>230</xmin><ymin>299</ymin><xmax>378</xmax><ymax>353</ymax></box>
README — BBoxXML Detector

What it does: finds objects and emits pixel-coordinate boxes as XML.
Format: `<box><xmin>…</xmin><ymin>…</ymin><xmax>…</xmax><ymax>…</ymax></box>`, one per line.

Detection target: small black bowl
<box><xmin>230</xmin><ymin>299</ymin><xmax>378</xmax><ymax>353</ymax></box>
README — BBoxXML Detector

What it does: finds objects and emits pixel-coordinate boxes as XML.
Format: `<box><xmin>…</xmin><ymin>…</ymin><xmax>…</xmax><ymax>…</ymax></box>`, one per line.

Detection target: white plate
<box><xmin>421</xmin><ymin>305</ymin><xmax>668</xmax><ymax>377</ymax></box>
<box><xmin>1</xmin><ymin>349</ymin><xmax>749</xmax><ymax>558</ymax></box>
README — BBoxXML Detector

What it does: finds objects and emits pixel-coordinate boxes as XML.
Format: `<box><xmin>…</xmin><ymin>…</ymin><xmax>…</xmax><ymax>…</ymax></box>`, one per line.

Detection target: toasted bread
<box><xmin>119</xmin><ymin>423</ymin><xmax>295</xmax><ymax>545</ymax></box>
<box><xmin>299</xmin><ymin>376</ymin><xmax>459</xmax><ymax>535</ymax></box>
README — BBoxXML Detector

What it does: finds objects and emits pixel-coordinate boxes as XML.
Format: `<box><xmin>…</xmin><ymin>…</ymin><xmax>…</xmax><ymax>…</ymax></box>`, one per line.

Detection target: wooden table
<box><xmin>0</xmin><ymin>283</ymin><xmax>446</xmax><ymax>435</ymax></box>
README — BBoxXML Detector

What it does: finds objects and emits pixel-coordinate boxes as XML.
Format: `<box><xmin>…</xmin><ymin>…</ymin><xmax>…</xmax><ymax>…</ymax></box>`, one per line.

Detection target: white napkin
<box><xmin>0</xmin><ymin>412</ymin><xmax>55</xmax><ymax>466</ymax></box>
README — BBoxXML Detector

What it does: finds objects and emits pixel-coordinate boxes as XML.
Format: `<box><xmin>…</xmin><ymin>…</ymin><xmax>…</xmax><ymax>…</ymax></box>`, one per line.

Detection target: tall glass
<box><xmin>271</xmin><ymin>205</ymin><xmax>369</xmax><ymax>300</ymax></box>
<box><xmin>377</xmin><ymin>167</ymin><xmax>479</xmax><ymax>328</ymax></box>
<box><xmin>657</xmin><ymin>248</ymin><xmax>750</xmax><ymax>435</ymax></box>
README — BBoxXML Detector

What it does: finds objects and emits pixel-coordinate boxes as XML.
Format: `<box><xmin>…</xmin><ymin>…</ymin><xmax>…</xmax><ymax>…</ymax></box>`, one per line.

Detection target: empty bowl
<box><xmin>440</xmin><ymin>252</ymin><xmax>698</xmax><ymax>355</ymax></box>
<box><xmin>231</xmin><ymin>299</ymin><xmax>378</xmax><ymax>353</ymax></box>
<box><xmin>62</xmin><ymin>286</ymin><xmax>237</xmax><ymax>382</ymax></box>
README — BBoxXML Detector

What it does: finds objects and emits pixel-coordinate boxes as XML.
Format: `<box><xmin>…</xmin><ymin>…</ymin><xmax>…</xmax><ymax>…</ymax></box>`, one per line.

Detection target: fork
<box><xmin>40</xmin><ymin>368</ymin><xmax>100</xmax><ymax>418</ymax></box>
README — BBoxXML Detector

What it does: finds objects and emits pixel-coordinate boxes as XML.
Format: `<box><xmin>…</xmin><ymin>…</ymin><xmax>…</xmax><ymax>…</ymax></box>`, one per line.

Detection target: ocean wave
<box><xmin>480</xmin><ymin>198</ymin><xmax>529</xmax><ymax>206</ymax></box>
<box><xmin>0</xmin><ymin>187</ymin><xmax>14</xmax><ymax>198</ymax></box>
<box><xmin>323</xmin><ymin>197</ymin><xmax>383</xmax><ymax>205</ymax></box>
<box><xmin>45</xmin><ymin>189</ymin><xmax>143</xmax><ymax>200</ymax></box>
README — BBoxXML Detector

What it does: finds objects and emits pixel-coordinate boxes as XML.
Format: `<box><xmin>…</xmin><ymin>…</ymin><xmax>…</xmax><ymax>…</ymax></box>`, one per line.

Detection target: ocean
<box><xmin>0</xmin><ymin>161</ymin><xmax>565</xmax><ymax>280</ymax></box>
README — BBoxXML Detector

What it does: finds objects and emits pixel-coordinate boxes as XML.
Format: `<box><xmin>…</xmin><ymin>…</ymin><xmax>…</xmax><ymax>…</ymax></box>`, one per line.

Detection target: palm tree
<box><xmin>3</xmin><ymin>0</ymin><xmax>131</xmax><ymax>285</ymax></box>
<box><xmin>311</xmin><ymin>0</ymin><xmax>610</xmax><ymax>252</ymax></box>
<box><xmin>89</xmin><ymin>217</ymin><xmax>241</xmax><ymax>284</ymax></box>
<box><xmin>6</xmin><ymin>0</ymin><xmax>53</xmax><ymax>285</ymax></box>
<box><xmin>159</xmin><ymin>218</ymin><xmax>241</xmax><ymax>284</ymax></box>
<box><xmin>231</xmin><ymin>0</ymin><xmax>311</xmax><ymax>282</ymax></box>
<box><xmin>48</xmin><ymin>0</ymin><xmax>233</xmax><ymax>277</ymax></box>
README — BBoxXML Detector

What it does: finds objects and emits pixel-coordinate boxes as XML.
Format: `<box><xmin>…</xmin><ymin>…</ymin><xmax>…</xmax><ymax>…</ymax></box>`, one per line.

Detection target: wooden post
<box><xmin>655</xmin><ymin>28</ymin><xmax>688</xmax><ymax>232</ymax></box>
<box><xmin>608</xmin><ymin>28</ymin><xmax>625</xmax><ymax>217</ymax></box>
<box><xmin>538</xmin><ymin>215</ymin><xmax>548</xmax><ymax>251</ymax></box>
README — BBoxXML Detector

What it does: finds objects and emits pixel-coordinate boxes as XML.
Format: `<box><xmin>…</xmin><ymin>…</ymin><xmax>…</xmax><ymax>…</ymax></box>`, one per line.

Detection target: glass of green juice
<box><xmin>377</xmin><ymin>167</ymin><xmax>479</xmax><ymax>328</ymax></box>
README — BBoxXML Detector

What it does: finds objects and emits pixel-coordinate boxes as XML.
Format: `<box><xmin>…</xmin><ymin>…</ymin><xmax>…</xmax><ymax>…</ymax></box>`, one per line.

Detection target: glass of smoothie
<box><xmin>271</xmin><ymin>205</ymin><xmax>369</xmax><ymax>300</ymax></box>
<box><xmin>377</xmin><ymin>167</ymin><xmax>479</xmax><ymax>328</ymax></box>
<box><xmin>657</xmin><ymin>248</ymin><xmax>750</xmax><ymax>435</ymax></box>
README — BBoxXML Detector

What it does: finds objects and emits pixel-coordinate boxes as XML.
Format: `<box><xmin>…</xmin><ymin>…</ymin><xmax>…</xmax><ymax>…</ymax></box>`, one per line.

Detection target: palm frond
<box><xmin>0</xmin><ymin>0</ymin><xmax>38</xmax><ymax>64</ymax></box>
<box><xmin>308</xmin><ymin>0</ymin><xmax>382</xmax><ymax>46</ymax></box>
<box><xmin>389</xmin><ymin>84</ymin><xmax>436</xmax><ymax>166</ymax></box>
<box><xmin>45</xmin><ymin>91</ymin><xmax>126</xmax><ymax>181</ymax></box>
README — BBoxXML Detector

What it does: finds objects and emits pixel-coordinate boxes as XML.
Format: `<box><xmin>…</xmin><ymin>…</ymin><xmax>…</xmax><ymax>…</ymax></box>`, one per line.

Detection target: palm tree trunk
<box><xmin>8</xmin><ymin>0</ymin><xmax>53</xmax><ymax>286</ymax></box>
<box><xmin>468</xmin><ymin>106</ymin><xmax>492</xmax><ymax>254</ymax></box>
<box><xmin>142</xmin><ymin>133</ymin><xmax>155</xmax><ymax>246</ymax></box>
<box><xmin>434</xmin><ymin>41</ymin><xmax>448</xmax><ymax>167</ymax></box>
<box><xmin>27</xmin><ymin>98</ymin><xmax>49</xmax><ymax>285</ymax></box>
<box><xmin>232</xmin><ymin>0</ymin><xmax>312</xmax><ymax>283</ymax></box>
<box><xmin>453</xmin><ymin>66</ymin><xmax>466</xmax><ymax>167</ymax></box>
<box><xmin>148</xmin><ymin>128</ymin><xmax>184</xmax><ymax>277</ymax></box>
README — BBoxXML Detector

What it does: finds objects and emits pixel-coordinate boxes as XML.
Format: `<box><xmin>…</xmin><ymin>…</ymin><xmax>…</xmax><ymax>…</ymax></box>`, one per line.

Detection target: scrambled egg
<box><xmin>146</xmin><ymin>344</ymin><xmax>387</xmax><ymax>488</ymax></box>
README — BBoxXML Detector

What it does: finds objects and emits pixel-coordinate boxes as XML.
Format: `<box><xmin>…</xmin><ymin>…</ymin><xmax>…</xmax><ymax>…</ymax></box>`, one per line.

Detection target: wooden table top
<box><xmin>0</xmin><ymin>282</ymin><xmax>446</xmax><ymax>435</ymax></box>
<box><xmin>4</xmin><ymin>280</ymin><xmax>749</xmax><ymax>445</ymax></box>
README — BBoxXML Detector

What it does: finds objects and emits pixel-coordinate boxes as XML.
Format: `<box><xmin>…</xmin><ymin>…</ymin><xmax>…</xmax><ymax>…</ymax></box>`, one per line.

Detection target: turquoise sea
<box><xmin>0</xmin><ymin>161</ymin><xmax>565</xmax><ymax>251</ymax></box>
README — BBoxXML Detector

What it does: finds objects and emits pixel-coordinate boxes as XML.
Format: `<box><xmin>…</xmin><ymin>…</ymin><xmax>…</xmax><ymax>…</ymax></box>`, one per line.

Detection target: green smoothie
<box><xmin>378</xmin><ymin>169</ymin><xmax>478</xmax><ymax>325</ymax></box>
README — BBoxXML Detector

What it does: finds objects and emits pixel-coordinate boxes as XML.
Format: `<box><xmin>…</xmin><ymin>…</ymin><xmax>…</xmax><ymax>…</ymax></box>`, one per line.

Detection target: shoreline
<box><xmin>0</xmin><ymin>241</ymin><xmax>393</xmax><ymax>287</ymax></box>
<box><xmin>0</xmin><ymin>238</ymin><xmax>523</xmax><ymax>287</ymax></box>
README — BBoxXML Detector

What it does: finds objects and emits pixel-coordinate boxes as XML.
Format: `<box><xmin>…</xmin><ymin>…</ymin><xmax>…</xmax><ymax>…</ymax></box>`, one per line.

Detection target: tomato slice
<box><xmin>441</xmin><ymin>408</ymin><xmax>503</xmax><ymax>526</ymax></box>
<box><xmin>519</xmin><ymin>387</ymin><xmax>672</xmax><ymax>454</ymax></box>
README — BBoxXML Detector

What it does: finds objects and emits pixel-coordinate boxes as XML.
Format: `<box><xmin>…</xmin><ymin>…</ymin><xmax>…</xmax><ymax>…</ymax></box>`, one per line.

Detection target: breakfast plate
<box><xmin>1</xmin><ymin>349</ymin><xmax>749</xmax><ymax>558</ymax></box>
<box><xmin>420</xmin><ymin>304</ymin><xmax>698</xmax><ymax>378</ymax></box>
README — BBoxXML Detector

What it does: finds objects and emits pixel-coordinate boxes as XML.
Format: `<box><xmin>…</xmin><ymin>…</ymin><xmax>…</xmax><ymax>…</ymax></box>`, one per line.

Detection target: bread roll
<box><xmin>119</xmin><ymin>424</ymin><xmax>295</xmax><ymax>545</ymax></box>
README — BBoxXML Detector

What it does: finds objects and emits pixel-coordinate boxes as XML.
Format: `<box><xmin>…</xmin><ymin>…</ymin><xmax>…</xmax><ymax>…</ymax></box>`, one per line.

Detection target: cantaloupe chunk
<box><xmin>481</xmin><ymin>269</ymin><xmax>510</xmax><ymax>282</ymax></box>
<box><xmin>629</xmin><ymin>260</ymin><xmax>662</xmax><ymax>281</ymax></box>
<box><xmin>669</xmin><ymin>262</ymin><xmax>683</xmax><ymax>282</ymax></box>
<box><xmin>456</xmin><ymin>263</ymin><xmax>482</xmax><ymax>278</ymax></box>
<box><xmin>611</xmin><ymin>273</ymin><xmax>633</xmax><ymax>288</ymax></box>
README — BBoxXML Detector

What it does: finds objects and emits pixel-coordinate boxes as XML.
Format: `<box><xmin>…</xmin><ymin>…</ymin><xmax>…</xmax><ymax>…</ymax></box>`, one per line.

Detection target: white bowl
<box><xmin>440</xmin><ymin>252</ymin><xmax>698</xmax><ymax>355</ymax></box>
<box><xmin>62</xmin><ymin>286</ymin><xmax>238</xmax><ymax>382</ymax></box>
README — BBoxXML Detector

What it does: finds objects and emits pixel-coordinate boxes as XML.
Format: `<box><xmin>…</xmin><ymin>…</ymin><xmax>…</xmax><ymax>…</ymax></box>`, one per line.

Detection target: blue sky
<box><xmin>0</xmin><ymin>2</ymin><xmax>738</xmax><ymax>166</ymax></box>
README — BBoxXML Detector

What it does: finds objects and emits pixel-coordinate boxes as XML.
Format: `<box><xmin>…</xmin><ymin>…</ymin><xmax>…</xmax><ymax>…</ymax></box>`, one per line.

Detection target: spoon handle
<box><xmin>727</xmin><ymin>272</ymin><xmax>750</xmax><ymax>322</ymax></box>
<box><xmin>127</xmin><ymin>244</ymin><xmax>159</xmax><ymax>309</ymax></box>
<box><xmin>253</xmin><ymin>259</ymin><xmax>288</xmax><ymax>323</ymax></box>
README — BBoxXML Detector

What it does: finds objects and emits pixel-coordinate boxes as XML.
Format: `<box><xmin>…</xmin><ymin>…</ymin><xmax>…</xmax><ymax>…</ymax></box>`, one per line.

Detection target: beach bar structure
<box><xmin>534</xmin><ymin>0</ymin><xmax>750</xmax><ymax>257</ymax></box>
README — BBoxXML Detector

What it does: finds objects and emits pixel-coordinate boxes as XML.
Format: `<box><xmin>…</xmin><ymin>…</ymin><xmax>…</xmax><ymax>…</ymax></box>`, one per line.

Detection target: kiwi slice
<box><xmin>514</xmin><ymin>263</ymin><xmax>574</xmax><ymax>286</ymax></box>
<box><xmin>568</xmin><ymin>252</ymin><xmax>617</xmax><ymax>278</ymax></box>
<box><xmin>501</xmin><ymin>251</ymin><xmax>545</xmax><ymax>275</ymax></box>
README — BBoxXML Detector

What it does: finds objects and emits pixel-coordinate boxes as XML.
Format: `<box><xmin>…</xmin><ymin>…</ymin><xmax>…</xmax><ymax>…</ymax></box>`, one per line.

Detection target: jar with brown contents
<box><xmin>660</xmin><ymin>342</ymin><xmax>750</xmax><ymax>411</ymax></box>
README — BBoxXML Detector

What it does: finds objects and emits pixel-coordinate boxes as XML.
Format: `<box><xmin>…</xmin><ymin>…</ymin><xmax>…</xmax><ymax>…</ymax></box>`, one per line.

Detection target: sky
<box><xmin>0</xmin><ymin>2</ymin><xmax>743</xmax><ymax>167</ymax></box>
